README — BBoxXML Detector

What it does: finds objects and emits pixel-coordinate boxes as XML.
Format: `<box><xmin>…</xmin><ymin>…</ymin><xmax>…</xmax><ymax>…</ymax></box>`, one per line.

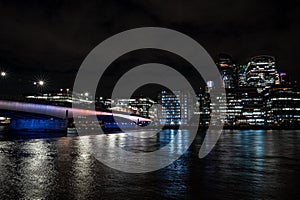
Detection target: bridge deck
<box><xmin>0</xmin><ymin>100</ymin><xmax>151</xmax><ymax>122</ymax></box>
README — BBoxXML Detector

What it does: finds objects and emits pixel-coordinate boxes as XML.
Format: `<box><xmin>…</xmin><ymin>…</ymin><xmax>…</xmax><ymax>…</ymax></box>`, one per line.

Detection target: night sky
<box><xmin>0</xmin><ymin>0</ymin><xmax>300</xmax><ymax>95</ymax></box>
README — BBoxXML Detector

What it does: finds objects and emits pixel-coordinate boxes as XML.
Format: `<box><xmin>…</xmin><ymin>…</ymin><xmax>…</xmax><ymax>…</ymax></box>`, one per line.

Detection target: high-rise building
<box><xmin>160</xmin><ymin>91</ymin><xmax>181</xmax><ymax>125</ymax></box>
<box><xmin>216</xmin><ymin>53</ymin><xmax>238</xmax><ymax>89</ymax></box>
<box><xmin>235</xmin><ymin>87</ymin><xmax>265</xmax><ymax>126</ymax></box>
<box><xmin>223</xmin><ymin>88</ymin><xmax>243</xmax><ymax>126</ymax></box>
<box><xmin>245</xmin><ymin>56</ymin><xmax>280</xmax><ymax>92</ymax></box>
<box><xmin>197</xmin><ymin>88</ymin><xmax>211</xmax><ymax>126</ymax></box>
<box><xmin>265</xmin><ymin>86</ymin><xmax>300</xmax><ymax>128</ymax></box>
<box><xmin>238</xmin><ymin>65</ymin><xmax>248</xmax><ymax>86</ymax></box>
<box><xmin>196</xmin><ymin>54</ymin><xmax>300</xmax><ymax>128</ymax></box>
<box><xmin>159</xmin><ymin>90</ymin><xmax>195</xmax><ymax>125</ymax></box>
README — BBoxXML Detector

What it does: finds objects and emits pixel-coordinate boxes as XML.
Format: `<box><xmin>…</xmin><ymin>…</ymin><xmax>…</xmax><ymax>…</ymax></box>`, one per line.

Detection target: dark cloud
<box><xmin>0</xmin><ymin>0</ymin><xmax>300</xmax><ymax>94</ymax></box>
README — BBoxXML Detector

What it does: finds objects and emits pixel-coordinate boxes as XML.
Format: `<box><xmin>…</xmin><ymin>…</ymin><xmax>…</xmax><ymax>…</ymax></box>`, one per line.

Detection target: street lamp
<box><xmin>33</xmin><ymin>80</ymin><xmax>46</xmax><ymax>92</ymax></box>
<box><xmin>1</xmin><ymin>71</ymin><xmax>6</xmax><ymax>77</ymax></box>
<box><xmin>34</xmin><ymin>80</ymin><xmax>45</xmax><ymax>86</ymax></box>
<box><xmin>38</xmin><ymin>80</ymin><xmax>44</xmax><ymax>86</ymax></box>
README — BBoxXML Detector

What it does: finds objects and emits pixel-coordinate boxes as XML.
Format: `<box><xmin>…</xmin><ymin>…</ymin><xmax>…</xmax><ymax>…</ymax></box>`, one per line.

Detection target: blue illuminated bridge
<box><xmin>0</xmin><ymin>100</ymin><xmax>151</xmax><ymax>132</ymax></box>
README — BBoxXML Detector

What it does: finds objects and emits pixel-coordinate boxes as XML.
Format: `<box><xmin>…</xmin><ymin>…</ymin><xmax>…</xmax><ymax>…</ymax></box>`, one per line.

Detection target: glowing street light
<box><xmin>38</xmin><ymin>80</ymin><xmax>44</xmax><ymax>86</ymax></box>
<box><xmin>33</xmin><ymin>80</ymin><xmax>46</xmax><ymax>92</ymax></box>
<box><xmin>33</xmin><ymin>81</ymin><xmax>45</xmax><ymax>86</ymax></box>
<box><xmin>1</xmin><ymin>71</ymin><xmax>6</xmax><ymax>77</ymax></box>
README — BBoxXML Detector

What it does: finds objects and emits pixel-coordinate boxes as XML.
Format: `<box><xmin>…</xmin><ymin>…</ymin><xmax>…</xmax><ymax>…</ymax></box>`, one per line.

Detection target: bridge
<box><xmin>0</xmin><ymin>100</ymin><xmax>151</xmax><ymax>132</ymax></box>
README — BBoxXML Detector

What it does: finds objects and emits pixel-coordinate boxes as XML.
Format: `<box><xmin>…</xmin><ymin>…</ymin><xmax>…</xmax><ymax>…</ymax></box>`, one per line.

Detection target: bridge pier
<box><xmin>10</xmin><ymin>118</ymin><xmax>67</xmax><ymax>132</ymax></box>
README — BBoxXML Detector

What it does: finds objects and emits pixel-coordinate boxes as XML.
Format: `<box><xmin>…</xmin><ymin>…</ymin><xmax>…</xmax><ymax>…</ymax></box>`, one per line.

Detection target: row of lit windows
<box><xmin>270</xmin><ymin>98</ymin><xmax>300</xmax><ymax>101</ymax></box>
<box><xmin>271</xmin><ymin>108</ymin><xmax>300</xmax><ymax>111</ymax></box>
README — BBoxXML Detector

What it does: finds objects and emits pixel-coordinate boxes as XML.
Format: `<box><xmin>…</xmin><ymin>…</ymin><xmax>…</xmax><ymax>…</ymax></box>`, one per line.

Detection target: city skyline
<box><xmin>0</xmin><ymin>53</ymin><xmax>299</xmax><ymax>96</ymax></box>
<box><xmin>13</xmin><ymin>53</ymin><xmax>300</xmax><ymax>130</ymax></box>
<box><xmin>1</xmin><ymin>2</ymin><xmax>300</xmax><ymax>199</ymax></box>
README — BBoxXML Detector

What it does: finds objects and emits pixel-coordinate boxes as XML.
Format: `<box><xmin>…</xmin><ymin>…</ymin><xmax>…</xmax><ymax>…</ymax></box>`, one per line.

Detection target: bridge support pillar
<box><xmin>10</xmin><ymin>118</ymin><xmax>67</xmax><ymax>132</ymax></box>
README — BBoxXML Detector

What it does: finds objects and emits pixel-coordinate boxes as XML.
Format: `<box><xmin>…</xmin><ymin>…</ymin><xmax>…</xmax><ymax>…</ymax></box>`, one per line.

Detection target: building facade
<box><xmin>265</xmin><ymin>86</ymin><xmax>300</xmax><ymax>128</ymax></box>
<box><xmin>159</xmin><ymin>90</ymin><xmax>195</xmax><ymax>125</ymax></box>
<box><xmin>245</xmin><ymin>56</ymin><xmax>280</xmax><ymax>92</ymax></box>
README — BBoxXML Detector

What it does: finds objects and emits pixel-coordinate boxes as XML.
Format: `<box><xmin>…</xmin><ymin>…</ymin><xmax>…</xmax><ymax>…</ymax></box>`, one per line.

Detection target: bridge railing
<box><xmin>0</xmin><ymin>96</ymin><xmax>151</xmax><ymax>120</ymax></box>
<box><xmin>0</xmin><ymin>95</ymin><xmax>73</xmax><ymax>107</ymax></box>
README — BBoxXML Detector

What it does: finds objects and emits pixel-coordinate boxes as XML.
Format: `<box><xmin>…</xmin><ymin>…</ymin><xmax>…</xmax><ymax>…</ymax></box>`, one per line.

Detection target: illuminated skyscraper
<box><xmin>238</xmin><ymin>65</ymin><xmax>248</xmax><ymax>86</ymax></box>
<box><xmin>159</xmin><ymin>90</ymin><xmax>195</xmax><ymax>125</ymax></box>
<box><xmin>265</xmin><ymin>86</ymin><xmax>300</xmax><ymax>128</ymax></box>
<box><xmin>216</xmin><ymin>53</ymin><xmax>238</xmax><ymax>89</ymax></box>
<box><xmin>246</xmin><ymin>56</ymin><xmax>280</xmax><ymax>92</ymax></box>
<box><xmin>236</xmin><ymin>87</ymin><xmax>265</xmax><ymax>126</ymax></box>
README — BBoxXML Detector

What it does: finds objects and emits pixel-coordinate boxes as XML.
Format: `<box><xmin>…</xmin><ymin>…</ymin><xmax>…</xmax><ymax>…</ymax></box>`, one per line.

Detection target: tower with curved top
<box><xmin>246</xmin><ymin>55</ymin><xmax>280</xmax><ymax>91</ymax></box>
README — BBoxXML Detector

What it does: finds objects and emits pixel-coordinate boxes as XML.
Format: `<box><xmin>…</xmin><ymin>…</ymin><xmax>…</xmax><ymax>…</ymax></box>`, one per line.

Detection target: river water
<box><xmin>0</xmin><ymin>129</ymin><xmax>300</xmax><ymax>199</ymax></box>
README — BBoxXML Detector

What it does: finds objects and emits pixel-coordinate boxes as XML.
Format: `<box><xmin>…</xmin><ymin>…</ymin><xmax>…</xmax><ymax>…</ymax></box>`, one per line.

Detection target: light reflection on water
<box><xmin>0</xmin><ymin>130</ymin><xmax>300</xmax><ymax>199</ymax></box>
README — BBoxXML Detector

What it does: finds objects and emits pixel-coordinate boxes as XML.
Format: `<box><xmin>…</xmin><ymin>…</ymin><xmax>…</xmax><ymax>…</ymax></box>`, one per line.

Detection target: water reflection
<box><xmin>0</xmin><ymin>130</ymin><xmax>300</xmax><ymax>199</ymax></box>
<box><xmin>0</xmin><ymin>139</ymin><xmax>56</xmax><ymax>199</ymax></box>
